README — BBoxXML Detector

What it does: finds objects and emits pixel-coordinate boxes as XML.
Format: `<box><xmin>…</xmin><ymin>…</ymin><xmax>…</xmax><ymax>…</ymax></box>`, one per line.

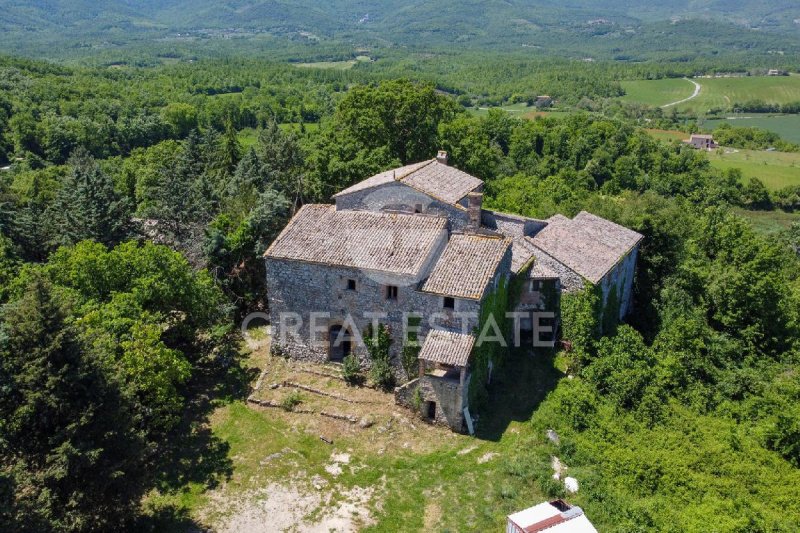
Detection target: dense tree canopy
<box><xmin>0</xmin><ymin>52</ymin><xmax>799</xmax><ymax>531</ymax></box>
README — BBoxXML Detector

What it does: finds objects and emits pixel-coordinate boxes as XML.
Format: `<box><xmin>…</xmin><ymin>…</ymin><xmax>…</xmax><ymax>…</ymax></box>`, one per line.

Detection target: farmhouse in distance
<box><xmin>264</xmin><ymin>151</ymin><xmax>643</xmax><ymax>432</ymax></box>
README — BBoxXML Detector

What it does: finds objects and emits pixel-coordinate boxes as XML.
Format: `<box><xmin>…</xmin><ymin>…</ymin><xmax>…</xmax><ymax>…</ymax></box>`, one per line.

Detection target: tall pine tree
<box><xmin>48</xmin><ymin>148</ymin><xmax>132</xmax><ymax>248</ymax></box>
<box><xmin>0</xmin><ymin>275</ymin><xmax>148</xmax><ymax>531</ymax></box>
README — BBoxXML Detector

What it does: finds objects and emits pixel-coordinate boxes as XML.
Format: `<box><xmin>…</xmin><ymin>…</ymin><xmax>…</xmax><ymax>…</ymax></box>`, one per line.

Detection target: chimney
<box><xmin>436</xmin><ymin>150</ymin><xmax>449</xmax><ymax>165</ymax></box>
<box><xmin>468</xmin><ymin>191</ymin><xmax>482</xmax><ymax>229</ymax></box>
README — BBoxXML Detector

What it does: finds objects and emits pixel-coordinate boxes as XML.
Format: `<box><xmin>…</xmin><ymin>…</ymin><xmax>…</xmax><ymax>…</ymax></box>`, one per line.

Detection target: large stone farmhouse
<box><xmin>264</xmin><ymin>151</ymin><xmax>643</xmax><ymax>431</ymax></box>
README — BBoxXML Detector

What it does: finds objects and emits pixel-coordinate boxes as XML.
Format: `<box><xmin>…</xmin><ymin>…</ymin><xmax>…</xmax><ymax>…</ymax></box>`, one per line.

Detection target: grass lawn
<box><xmin>620</xmin><ymin>75</ymin><xmax>800</xmax><ymax>113</ymax></box>
<box><xmin>644</xmin><ymin>129</ymin><xmax>800</xmax><ymax>191</ymax></box>
<box><xmin>467</xmin><ymin>104</ymin><xmax>573</xmax><ymax>121</ymax></box>
<box><xmin>237</xmin><ymin>124</ymin><xmax>320</xmax><ymax>148</ymax></box>
<box><xmin>734</xmin><ymin>208</ymin><xmax>800</xmax><ymax>236</ymax></box>
<box><xmin>294</xmin><ymin>56</ymin><xmax>372</xmax><ymax>70</ymax></box>
<box><xmin>708</xmin><ymin>148</ymin><xmax>800</xmax><ymax>191</ymax></box>
<box><xmin>644</xmin><ymin>128</ymin><xmax>686</xmax><ymax>143</ymax></box>
<box><xmin>620</xmin><ymin>78</ymin><xmax>696</xmax><ymax>107</ymax></box>
<box><xmin>468</xmin><ymin>102</ymin><xmax>535</xmax><ymax>116</ymax></box>
<box><xmin>703</xmin><ymin>114</ymin><xmax>800</xmax><ymax>144</ymax></box>
<box><xmin>148</xmin><ymin>335</ymin><xmax>571</xmax><ymax>532</ymax></box>
<box><xmin>678</xmin><ymin>75</ymin><xmax>800</xmax><ymax>114</ymax></box>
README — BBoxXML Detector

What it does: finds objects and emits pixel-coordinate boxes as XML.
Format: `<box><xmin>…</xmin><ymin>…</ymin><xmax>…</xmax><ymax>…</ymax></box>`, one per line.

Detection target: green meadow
<box><xmin>619</xmin><ymin>78</ymin><xmax>696</xmax><ymax>107</ymax></box>
<box><xmin>708</xmin><ymin>148</ymin><xmax>800</xmax><ymax>191</ymax></box>
<box><xmin>644</xmin><ymin>129</ymin><xmax>800</xmax><ymax>192</ymax></box>
<box><xmin>621</xmin><ymin>75</ymin><xmax>800</xmax><ymax>113</ymax></box>
<box><xmin>704</xmin><ymin>114</ymin><xmax>800</xmax><ymax>144</ymax></box>
<box><xmin>734</xmin><ymin>208</ymin><xmax>800</xmax><ymax>236</ymax></box>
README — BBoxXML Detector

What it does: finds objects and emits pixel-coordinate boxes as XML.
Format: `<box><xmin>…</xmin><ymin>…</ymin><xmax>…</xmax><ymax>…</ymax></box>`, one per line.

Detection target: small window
<box><xmin>529</xmin><ymin>280</ymin><xmax>541</xmax><ymax>293</ymax></box>
<box><xmin>346</xmin><ymin>279</ymin><xmax>356</xmax><ymax>291</ymax></box>
<box><xmin>414</xmin><ymin>203</ymin><xmax>423</xmax><ymax>214</ymax></box>
<box><xmin>386</xmin><ymin>285</ymin><xmax>398</xmax><ymax>300</ymax></box>
<box><xmin>443</xmin><ymin>297</ymin><xmax>455</xmax><ymax>310</ymax></box>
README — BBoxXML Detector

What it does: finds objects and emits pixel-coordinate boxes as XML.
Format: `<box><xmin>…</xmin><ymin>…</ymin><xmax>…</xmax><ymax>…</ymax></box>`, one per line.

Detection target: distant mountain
<box><xmin>1</xmin><ymin>1</ymin><xmax>798</xmax><ymax>59</ymax></box>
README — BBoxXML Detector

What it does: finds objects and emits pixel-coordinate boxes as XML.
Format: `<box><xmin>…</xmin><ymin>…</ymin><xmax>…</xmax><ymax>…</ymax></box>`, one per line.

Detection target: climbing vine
<box><xmin>469</xmin><ymin>276</ymin><xmax>510</xmax><ymax>412</ymax></box>
<box><xmin>560</xmin><ymin>284</ymin><xmax>602</xmax><ymax>372</ymax></box>
<box><xmin>400</xmin><ymin>315</ymin><xmax>422</xmax><ymax>382</ymax></box>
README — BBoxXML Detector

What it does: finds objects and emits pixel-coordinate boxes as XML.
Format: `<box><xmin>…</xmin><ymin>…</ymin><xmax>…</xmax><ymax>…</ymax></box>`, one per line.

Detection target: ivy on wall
<box><xmin>469</xmin><ymin>276</ymin><xmax>510</xmax><ymax>412</ymax></box>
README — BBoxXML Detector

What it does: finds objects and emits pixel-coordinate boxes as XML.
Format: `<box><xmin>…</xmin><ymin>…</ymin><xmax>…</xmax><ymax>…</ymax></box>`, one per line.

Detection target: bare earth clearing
<box><xmin>197</xmin><ymin>335</ymin><xmax>467</xmax><ymax>532</ymax></box>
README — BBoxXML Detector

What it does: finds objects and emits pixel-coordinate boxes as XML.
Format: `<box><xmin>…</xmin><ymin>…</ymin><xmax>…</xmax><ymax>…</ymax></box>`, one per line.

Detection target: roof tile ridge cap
<box><xmin>454</xmin><ymin>232</ymin><xmax>506</xmax><ymax>241</ymax></box>
<box><xmin>396</xmin><ymin>159</ymin><xmax>436</xmax><ymax>182</ymax></box>
<box><xmin>576</xmin><ymin>210</ymin><xmax>643</xmax><ymax>235</ymax></box>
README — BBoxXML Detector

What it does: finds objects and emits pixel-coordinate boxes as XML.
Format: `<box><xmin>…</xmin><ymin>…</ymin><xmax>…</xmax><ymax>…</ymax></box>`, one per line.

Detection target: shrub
<box><xmin>342</xmin><ymin>354</ymin><xmax>364</xmax><ymax>386</ymax></box>
<box><xmin>365</xmin><ymin>323</ymin><xmax>395</xmax><ymax>390</ymax></box>
<box><xmin>271</xmin><ymin>342</ymin><xmax>290</xmax><ymax>359</ymax></box>
<box><xmin>411</xmin><ymin>386</ymin><xmax>423</xmax><ymax>414</ymax></box>
<box><xmin>370</xmin><ymin>357</ymin><xmax>396</xmax><ymax>391</ymax></box>
<box><xmin>280</xmin><ymin>390</ymin><xmax>303</xmax><ymax>411</ymax></box>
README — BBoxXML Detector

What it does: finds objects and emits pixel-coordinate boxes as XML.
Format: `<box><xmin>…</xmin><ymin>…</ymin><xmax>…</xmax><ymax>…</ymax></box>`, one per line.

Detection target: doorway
<box><xmin>329</xmin><ymin>325</ymin><xmax>352</xmax><ymax>361</ymax></box>
<box><xmin>426</xmin><ymin>401</ymin><xmax>437</xmax><ymax>421</ymax></box>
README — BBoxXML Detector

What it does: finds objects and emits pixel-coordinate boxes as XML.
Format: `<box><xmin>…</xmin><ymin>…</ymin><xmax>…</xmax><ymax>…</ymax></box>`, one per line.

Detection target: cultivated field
<box><xmin>621</xmin><ymin>75</ymin><xmax>800</xmax><ymax>113</ymax></box>
<box><xmin>619</xmin><ymin>78</ymin><xmax>697</xmax><ymax>107</ymax></box>
<box><xmin>704</xmin><ymin>114</ymin><xmax>800</xmax><ymax>144</ymax></box>
<box><xmin>294</xmin><ymin>56</ymin><xmax>372</xmax><ymax>70</ymax></box>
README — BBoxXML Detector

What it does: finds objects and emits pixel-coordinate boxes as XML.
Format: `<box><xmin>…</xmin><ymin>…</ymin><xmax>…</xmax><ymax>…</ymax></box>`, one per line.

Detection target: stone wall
<box><xmin>599</xmin><ymin>245</ymin><xmax>638</xmax><ymax>319</ymax></box>
<box><xmin>394</xmin><ymin>374</ymin><xmax>468</xmax><ymax>432</ymax></box>
<box><xmin>529</xmin><ymin>247</ymin><xmax>585</xmax><ymax>293</ymax></box>
<box><xmin>266</xmin><ymin>253</ymin><xmax>483</xmax><ymax>376</ymax></box>
<box><xmin>481</xmin><ymin>210</ymin><xmax>547</xmax><ymax>238</ymax></box>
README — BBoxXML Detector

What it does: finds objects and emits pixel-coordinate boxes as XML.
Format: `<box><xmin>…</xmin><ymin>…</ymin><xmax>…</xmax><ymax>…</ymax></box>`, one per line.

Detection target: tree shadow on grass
<box><xmin>142</xmin><ymin>346</ymin><xmax>261</xmax><ymax>528</ymax></box>
<box><xmin>474</xmin><ymin>346</ymin><xmax>563</xmax><ymax>442</ymax></box>
<box><xmin>135</xmin><ymin>503</ymin><xmax>207</xmax><ymax>533</ymax></box>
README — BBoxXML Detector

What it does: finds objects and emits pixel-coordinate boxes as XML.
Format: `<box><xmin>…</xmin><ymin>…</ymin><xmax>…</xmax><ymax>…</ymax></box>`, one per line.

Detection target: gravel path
<box><xmin>661</xmin><ymin>78</ymin><xmax>701</xmax><ymax>108</ymax></box>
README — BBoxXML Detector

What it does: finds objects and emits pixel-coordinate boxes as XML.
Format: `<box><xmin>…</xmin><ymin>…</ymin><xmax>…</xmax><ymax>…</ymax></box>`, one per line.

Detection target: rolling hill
<box><xmin>1</xmin><ymin>1</ymin><xmax>800</xmax><ymax>60</ymax></box>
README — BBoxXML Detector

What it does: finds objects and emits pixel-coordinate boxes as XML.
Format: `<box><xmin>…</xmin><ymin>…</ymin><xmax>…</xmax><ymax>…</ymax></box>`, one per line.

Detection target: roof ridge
<box><xmin>395</xmin><ymin>158</ymin><xmax>436</xmax><ymax>182</ymax></box>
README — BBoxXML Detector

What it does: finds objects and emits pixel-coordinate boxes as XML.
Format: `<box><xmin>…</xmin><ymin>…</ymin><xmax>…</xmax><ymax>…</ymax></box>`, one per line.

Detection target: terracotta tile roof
<box><xmin>332</xmin><ymin>160</ymin><xmax>431</xmax><ymax>197</ymax></box>
<box><xmin>333</xmin><ymin>159</ymin><xmax>483</xmax><ymax>206</ymax></box>
<box><xmin>264</xmin><ymin>204</ymin><xmax>447</xmax><ymax>275</ymax></box>
<box><xmin>510</xmin><ymin>238</ymin><xmax>537</xmax><ymax>274</ymax></box>
<box><xmin>419</xmin><ymin>329</ymin><xmax>475</xmax><ymax>367</ymax></box>
<box><xmin>528</xmin><ymin>211</ymin><xmax>643</xmax><ymax>284</ymax></box>
<box><xmin>421</xmin><ymin>234</ymin><xmax>511</xmax><ymax>299</ymax></box>
<box><xmin>531</xmin><ymin>260</ymin><xmax>561</xmax><ymax>279</ymax></box>
<box><xmin>400</xmin><ymin>160</ymin><xmax>483</xmax><ymax>205</ymax></box>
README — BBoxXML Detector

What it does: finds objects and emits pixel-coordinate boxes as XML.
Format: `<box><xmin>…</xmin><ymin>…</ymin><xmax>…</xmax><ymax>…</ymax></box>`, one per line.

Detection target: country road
<box><xmin>661</xmin><ymin>78</ymin><xmax>701</xmax><ymax>108</ymax></box>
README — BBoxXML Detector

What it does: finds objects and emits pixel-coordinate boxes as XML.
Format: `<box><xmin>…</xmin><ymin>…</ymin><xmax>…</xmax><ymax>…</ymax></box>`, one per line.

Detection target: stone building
<box><xmin>264</xmin><ymin>151</ymin><xmax>643</xmax><ymax>432</ymax></box>
<box><xmin>684</xmin><ymin>133</ymin><xmax>718</xmax><ymax>150</ymax></box>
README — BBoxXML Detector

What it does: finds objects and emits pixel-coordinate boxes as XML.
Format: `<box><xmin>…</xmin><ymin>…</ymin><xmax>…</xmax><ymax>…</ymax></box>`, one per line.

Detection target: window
<box><xmin>386</xmin><ymin>285</ymin><xmax>398</xmax><ymax>300</ymax></box>
<box><xmin>529</xmin><ymin>280</ymin><xmax>541</xmax><ymax>293</ymax></box>
<box><xmin>443</xmin><ymin>296</ymin><xmax>455</xmax><ymax>310</ymax></box>
<box><xmin>346</xmin><ymin>279</ymin><xmax>356</xmax><ymax>291</ymax></box>
<box><xmin>414</xmin><ymin>203</ymin><xmax>423</xmax><ymax>214</ymax></box>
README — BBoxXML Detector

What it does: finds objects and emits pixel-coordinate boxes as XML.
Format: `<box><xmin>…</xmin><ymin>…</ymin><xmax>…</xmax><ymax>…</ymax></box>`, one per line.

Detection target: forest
<box><xmin>0</xmin><ymin>34</ymin><xmax>799</xmax><ymax>532</ymax></box>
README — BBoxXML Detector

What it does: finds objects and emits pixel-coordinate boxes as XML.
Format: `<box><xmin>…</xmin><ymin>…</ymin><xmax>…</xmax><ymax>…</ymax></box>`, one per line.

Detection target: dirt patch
<box><xmin>477</xmin><ymin>452</ymin><xmax>498</xmax><ymax>464</ymax></box>
<box><xmin>216</xmin><ymin>482</ymin><xmax>375</xmax><ymax>533</ymax></box>
<box><xmin>423</xmin><ymin>501</ymin><xmax>443</xmax><ymax>530</ymax></box>
<box><xmin>248</xmin><ymin>354</ymin><xmax>461</xmax><ymax>455</ymax></box>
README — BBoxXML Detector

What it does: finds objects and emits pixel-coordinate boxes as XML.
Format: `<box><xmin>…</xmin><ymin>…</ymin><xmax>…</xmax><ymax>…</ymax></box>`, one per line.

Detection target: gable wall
<box><xmin>599</xmin><ymin>244</ymin><xmax>638</xmax><ymax>320</ymax></box>
<box><xmin>334</xmin><ymin>182</ymin><xmax>471</xmax><ymax>231</ymax></box>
